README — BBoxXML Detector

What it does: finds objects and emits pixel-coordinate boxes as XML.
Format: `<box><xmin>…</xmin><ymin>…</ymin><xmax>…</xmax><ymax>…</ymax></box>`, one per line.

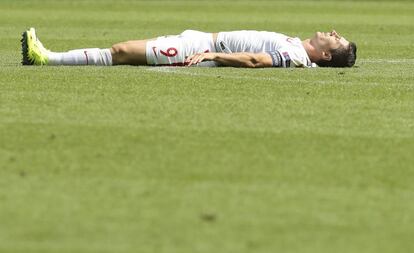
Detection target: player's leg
<box><xmin>111</xmin><ymin>31</ymin><xmax>217</xmax><ymax>66</ymax></box>
<box><xmin>47</xmin><ymin>48</ymin><xmax>113</xmax><ymax>66</ymax></box>
<box><xmin>110</xmin><ymin>39</ymin><xmax>149</xmax><ymax>65</ymax></box>
<box><xmin>21</xmin><ymin>28</ymin><xmax>216</xmax><ymax>67</ymax></box>
<box><xmin>22</xmin><ymin>28</ymin><xmax>113</xmax><ymax>66</ymax></box>
<box><xmin>21</xmin><ymin>27</ymin><xmax>151</xmax><ymax>66</ymax></box>
<box><xmin>48</xmin><ymin>38</ymin><xmax>157</xmax><ymax>66</ymax></box>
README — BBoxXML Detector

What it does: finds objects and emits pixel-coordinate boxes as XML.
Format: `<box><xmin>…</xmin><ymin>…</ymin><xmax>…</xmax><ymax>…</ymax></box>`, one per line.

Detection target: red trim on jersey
<box><xmin>152</xmin><ymin>47</ymin><xmax>158</xmax><ymax>58</ymax></box>
<box><xmin>84</xmin><ymin>51</ymin><xmax>89</xmax><ymax>65</ymax></box>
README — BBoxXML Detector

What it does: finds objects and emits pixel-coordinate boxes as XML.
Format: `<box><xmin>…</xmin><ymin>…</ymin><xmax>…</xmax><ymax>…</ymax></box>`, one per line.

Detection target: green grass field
<box><xmin>1</xmin><ymin>0</ymin><xmax>414</xmax><ymax>252</ymax></box>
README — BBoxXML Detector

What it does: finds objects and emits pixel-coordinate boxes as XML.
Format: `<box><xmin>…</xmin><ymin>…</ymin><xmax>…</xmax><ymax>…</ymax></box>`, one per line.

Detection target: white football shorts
<box><xmin>146</xmin><ymin>30</ymin><xmax>218</xmax><ymax>67</ymax></box>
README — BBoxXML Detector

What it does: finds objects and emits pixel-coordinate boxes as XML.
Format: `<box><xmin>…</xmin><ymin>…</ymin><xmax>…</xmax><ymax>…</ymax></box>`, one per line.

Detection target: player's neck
<box><xmin>302</xmin><ymin>39</ymin><xmax>321</xmax><ymax>63</ymax></box>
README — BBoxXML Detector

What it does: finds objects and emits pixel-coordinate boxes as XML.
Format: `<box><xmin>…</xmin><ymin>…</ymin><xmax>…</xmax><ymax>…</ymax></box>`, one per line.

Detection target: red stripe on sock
<box><xmin>84</xmin><ymin>51</ymin><xmax>89</xmax><ymax>65</ymax></box>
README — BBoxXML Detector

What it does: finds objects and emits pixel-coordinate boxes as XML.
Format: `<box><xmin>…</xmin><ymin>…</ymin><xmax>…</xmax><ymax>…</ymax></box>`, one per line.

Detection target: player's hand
<box><xmin>185</xmin><ymin>53</ymin><xmax>215</xmax><ymax>66</ymax></box>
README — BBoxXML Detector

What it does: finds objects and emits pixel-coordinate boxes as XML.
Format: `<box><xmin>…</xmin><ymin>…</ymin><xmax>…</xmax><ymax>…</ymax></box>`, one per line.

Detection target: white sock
<box><xmin>47</xmin><ymin>48</ymin><xmax>112</xmax><ymax>66</ymax></box>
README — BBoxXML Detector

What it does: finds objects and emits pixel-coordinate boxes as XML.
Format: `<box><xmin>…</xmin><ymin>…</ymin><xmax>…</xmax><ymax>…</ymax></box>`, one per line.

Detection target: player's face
<box><xmin>311</xmin><ymin>30</ymin><xmax>350</xmax><ymax>53</ymax></box>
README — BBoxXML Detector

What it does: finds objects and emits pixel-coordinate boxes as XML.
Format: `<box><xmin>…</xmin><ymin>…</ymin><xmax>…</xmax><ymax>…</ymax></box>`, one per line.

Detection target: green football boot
<box><xmin>21</xmin><ymin>28</ymin><xmax>49</xmax><ymax>65</ymax></box>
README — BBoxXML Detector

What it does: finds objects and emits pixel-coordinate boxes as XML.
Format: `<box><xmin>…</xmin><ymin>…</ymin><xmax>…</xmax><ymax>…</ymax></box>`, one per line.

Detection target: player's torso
<box><xmin>215</xmin><ymin>30</ymin><xmax>296</xmax><ymax>52</ymax></box>
<box><xmin>215</xmin><ymin>30</ymin><xmax>311</xmax><ymax>67</ymax></box>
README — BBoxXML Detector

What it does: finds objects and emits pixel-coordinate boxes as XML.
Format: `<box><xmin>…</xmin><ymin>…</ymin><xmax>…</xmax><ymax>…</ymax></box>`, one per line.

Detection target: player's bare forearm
<box><xmin>186</xmin><ymin>52</ymin><xmax>273</xmax><ymax>68</ymax></box>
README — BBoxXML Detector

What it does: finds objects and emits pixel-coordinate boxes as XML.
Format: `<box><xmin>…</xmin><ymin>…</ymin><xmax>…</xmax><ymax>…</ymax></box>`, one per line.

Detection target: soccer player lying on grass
<box><xmin>21</xmin><ymin>28</ymin><xmax>357</xmax><ymax>68</ymax></box>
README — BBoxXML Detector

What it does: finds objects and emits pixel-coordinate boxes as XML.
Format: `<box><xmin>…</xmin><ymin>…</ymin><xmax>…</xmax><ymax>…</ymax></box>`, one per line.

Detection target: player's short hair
<box><xmin>317</xmin><ymin>42</ymin><xmax>357</xmax><ymax>68</ymax></box>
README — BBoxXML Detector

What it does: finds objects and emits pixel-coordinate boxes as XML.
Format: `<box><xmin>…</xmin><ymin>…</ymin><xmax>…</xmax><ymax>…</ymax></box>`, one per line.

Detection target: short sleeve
<box><xmin>269</xmin><ymin>46</ymin><xmax>311</xmax><ymax>68</ymax></box>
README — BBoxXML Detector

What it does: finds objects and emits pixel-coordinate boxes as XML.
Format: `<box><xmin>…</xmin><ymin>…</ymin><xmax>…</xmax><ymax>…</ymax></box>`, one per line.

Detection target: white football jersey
<box><xmin>216</xmin><ymin>30</ymin><xmax>312</xmax><ymax>68</ymax></box>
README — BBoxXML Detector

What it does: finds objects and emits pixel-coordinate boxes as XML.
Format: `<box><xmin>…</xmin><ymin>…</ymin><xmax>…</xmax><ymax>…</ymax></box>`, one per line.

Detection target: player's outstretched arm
<box><xmin>186</xmin><ymin>52</ymin><xmax>273</xmax><ymax>68</ymax></box>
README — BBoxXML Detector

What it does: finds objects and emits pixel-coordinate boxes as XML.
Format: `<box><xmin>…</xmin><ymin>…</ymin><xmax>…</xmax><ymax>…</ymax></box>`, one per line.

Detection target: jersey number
<box><xmin>160</xmin><ymin>47</ymin><xmax>178</xmax><ymax>57</ymax></box>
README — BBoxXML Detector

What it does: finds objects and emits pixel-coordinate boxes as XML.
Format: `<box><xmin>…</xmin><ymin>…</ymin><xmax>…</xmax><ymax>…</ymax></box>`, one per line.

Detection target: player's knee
<box><xmin>111</xmin><ymin>43</ymin><xmax>128</xmax><ymax>56</ymax></box>
<box><xmin>111</xmin><ymin>43</ymin><xmax>129</xmax><ymax>64</ymax></box>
